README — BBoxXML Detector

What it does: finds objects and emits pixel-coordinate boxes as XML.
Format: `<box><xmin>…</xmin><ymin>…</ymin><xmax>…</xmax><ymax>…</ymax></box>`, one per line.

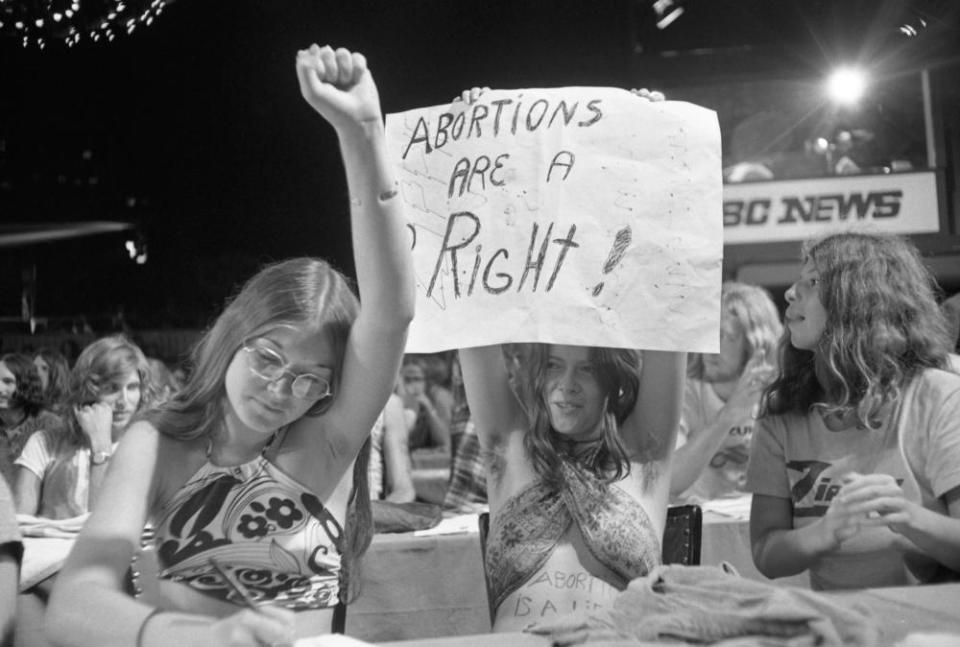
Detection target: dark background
<box><xmin>1</xmin><ymin>0</ymin><xmax>957</xmax><ymax>331</ymax></box>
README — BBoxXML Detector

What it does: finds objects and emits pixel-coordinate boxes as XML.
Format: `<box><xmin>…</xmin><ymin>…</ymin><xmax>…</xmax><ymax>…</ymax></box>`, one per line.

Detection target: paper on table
<box><xmin>20</xmin><ymin>536</ymin><xmax>75</xmax><ymax>591</ymax></box>
<box><xmin>413</xmin><ymin>513</ymin><xmax>479</xmax><ymax>537</ymax></box>
<box><xmin>699</xmin><ymin>494</ymin><xmax>752</xmax><ymax>520</ymax></box>
<box><xmin>17</xmin><ymin>513</ymin><xmax>89</xmax><ymax>538</ymax></box>
<box><xmin>294</xmin><ymin>635</ymin><xmax>376</xmax><ymax>647</ymax></box>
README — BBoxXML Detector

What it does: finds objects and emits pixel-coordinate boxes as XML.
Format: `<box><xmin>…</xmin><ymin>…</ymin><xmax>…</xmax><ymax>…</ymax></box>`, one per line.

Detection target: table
<box><xmin>347</xmin><ymin>525</ymin><xmax>490</xmax><ymax>642</ymax></box>
<box><xmin>375</xmin><ymin>584</ymin><xmax>960</xmax><ymax>647</ymax></box>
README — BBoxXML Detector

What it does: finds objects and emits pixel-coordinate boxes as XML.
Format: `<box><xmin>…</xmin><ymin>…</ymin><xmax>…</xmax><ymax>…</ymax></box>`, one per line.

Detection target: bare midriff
<box><xmin>492</xmin><ymin>538</ymin><xmax>623</xmax><ymax>632</ymax></box>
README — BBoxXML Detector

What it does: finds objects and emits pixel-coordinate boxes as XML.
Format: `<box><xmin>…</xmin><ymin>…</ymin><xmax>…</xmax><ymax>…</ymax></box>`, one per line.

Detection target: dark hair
<box><xmin>516</xmin><ymin>344</ymin><xmax>642</xmax><ymax>491</ymax></box>
<box><xmin>764</xmin><ymin>231</ymin><xmax>951</xmax><ymax>427</ymax></box>
<box><xmin>34</xmin><ymin>347</ymin><xmax>71</xmax><ymax>413</ymax></box>
<box><xmin>0</xmin><ymin>353</ymin><xmax>45</xmax><ymax>417</ymax></box>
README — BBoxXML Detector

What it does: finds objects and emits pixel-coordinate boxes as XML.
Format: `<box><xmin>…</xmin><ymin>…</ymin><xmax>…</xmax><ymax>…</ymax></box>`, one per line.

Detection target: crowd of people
<box><xmin>0</xmin><ymin>43</ymin><xmax>958</xmax><ymax>647</ymax></box>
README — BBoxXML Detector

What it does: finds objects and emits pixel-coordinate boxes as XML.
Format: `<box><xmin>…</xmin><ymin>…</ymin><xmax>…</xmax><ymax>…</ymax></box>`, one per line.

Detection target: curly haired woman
<box><xmin>747</xmin><ymin>230</ymin><xmax>960</xmax><ymax>590</ymax></box>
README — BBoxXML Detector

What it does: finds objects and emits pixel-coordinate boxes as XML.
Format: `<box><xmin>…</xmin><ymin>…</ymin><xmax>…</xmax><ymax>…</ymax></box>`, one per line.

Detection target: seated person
<box><xmin>33</xmin><ymin>348</ymin><xmax>71</xmax><ymax>415</ymax></box>
<box><xmin>670</xmin><ymin>282</ymin><xmax>781</xmax><ymax>503</ymax></box>
<box><xmin>15</xmin><ymin>336</ymin><xmax>155</xmax><ymax>519</ymax></box>
<box><xmin>398</xmin><ymin>355</ymin><xmax>452</xmax><ymax>456</ymax></box>
<box><xmin>462</xmin><ymin>343</ymin><xmax>684</xmax><ymax>630</ymax></box>
<box><xmin>0</xmin><ymin>353</ymin><xmax>64</xmax><ymax>487</ymax></box>
<box><xmin>45</xmin><ymin>46</ymin><xmax>413</xmax><ymax>646</ymax></box>
<box><xmin>748</xmin><ymin>231</ymin><xmax>960</xmax><ymax>590</ymax></box>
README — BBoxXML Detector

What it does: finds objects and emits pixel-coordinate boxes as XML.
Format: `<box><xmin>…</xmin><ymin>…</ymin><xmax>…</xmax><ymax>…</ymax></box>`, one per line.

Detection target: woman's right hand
<box><xmin>295</xmin><ymin>44</ymin><xmax>381</xmax><ymax>133</ymax></box>
<box><xmin>75</xmin><ymin>402</ymin><xmax>113</xmax><ymax>449</ymax></box>
<box><xmin>454</xmin><ymin>86</ymin><xmax>489</xmax><ymax>105</ymax></box>
<box><xmin>207</xmin><ymin>606</ymin><xmax>295</xmax><ymax>647</ymax></box>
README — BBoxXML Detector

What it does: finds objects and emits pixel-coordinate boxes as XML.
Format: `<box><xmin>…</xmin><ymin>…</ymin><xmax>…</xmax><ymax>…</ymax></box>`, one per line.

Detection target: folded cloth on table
<box><xmin>17</xmin><ymin>513</ymin><xmax>88</xmax><ymax>538</ymax></box>
<box><xmin>526</xmin><ymin>564</ymin><xmax>877</xmax><ymax>647</ymax></box>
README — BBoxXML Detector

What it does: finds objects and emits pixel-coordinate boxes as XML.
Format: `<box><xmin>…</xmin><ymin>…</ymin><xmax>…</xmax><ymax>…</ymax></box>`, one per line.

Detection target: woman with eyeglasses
<box><xmin>47</xmin><ymin>45</ymin><xmax>414</xmax><ymax>647</ymax></box>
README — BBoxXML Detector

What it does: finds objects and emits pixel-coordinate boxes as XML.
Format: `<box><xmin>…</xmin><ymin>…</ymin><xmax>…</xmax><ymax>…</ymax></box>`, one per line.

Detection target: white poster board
<box><xmin>385</xmin><ymin>88</ymin><xmax>723</xmax><ymax>353</ymax></box>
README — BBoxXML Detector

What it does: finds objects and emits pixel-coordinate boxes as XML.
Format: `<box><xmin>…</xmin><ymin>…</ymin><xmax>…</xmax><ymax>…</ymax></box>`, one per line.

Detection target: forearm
<box><xmin>752</xmin><ymin>522</ymin><xmax>830</xmax><ymax>578</ymax></box>
<box><xmin>383</xmin><ymin>437</ymin><xmax>416</xmax><ymax>503</ymax></box>
<box><xmin>420</xmin><ymin>403</ymin><xmax>451</xmax><ymax>453</ymax></box>
<box><xmin>896</xmin><ymin>506</ymin><xmax>960</xmax><ymax>572</ymax></box>
<box><xmin>87</xmin><ymin>461</ymin><xmax>110</xmax><ymax>512</ymax></box>
<box><xmin>47</xmin><ymin>581</ymin><xmax>213</xmax><ymax>647</ymax></box>
<box><xmin>632</xmin><ymin>351</ymin><xmax>687</xmax><ymax>459</ymax></box>
<box><xmin>670</xmin><ymin>419</ymin><xmax>732</xmax><ymax>495</ymax></box>
<box><xmin>337</xmin><ymin>120</ymin><xmax>415</xmax><ymax>329</ymax></box>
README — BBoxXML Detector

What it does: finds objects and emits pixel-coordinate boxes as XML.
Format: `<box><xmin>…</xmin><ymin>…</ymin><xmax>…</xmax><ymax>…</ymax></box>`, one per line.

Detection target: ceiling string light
<box><xmin>0</xmin><ymin>0</ymin><xmax>172</xmax><ymax>49</ymax></box>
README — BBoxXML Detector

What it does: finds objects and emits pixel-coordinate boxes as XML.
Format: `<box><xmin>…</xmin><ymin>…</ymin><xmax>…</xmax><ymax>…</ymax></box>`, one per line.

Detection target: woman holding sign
<box><xmin>455</xmin><ymin>86</ymin><xmax>685</xmax><ymax>631</ymax></box>
<box><xmin>462</xmin><ymin>344</ymin><xmax>684</xmax><ymax>630</ymax></box>
<box><xmin>46</xmin><ymin>45</ymin><xmax>413</xmax><ymax>647</ymax></box>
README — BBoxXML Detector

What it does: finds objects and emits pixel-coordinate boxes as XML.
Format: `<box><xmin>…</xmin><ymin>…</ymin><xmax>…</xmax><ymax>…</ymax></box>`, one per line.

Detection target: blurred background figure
<box><xmin>398</xmin><ymin>354</ymin><xmax>453</xmax><ymax>456</ymax></box>
<box><xmin>14</xmin><ymin>335</ymin><xmax>154</xmax><ymax>519</ymax></box>
<box><xmin>33</xmin><ymin>348</ymin><xmax>72</xmax><ymax>415</ymax></box>
<box><xmin>147</xmin><ymin>357</ymin><xmax>183</xmax><ymax>406</ymax></box>
<box><xmin>0</xmin><ymin>353</ymin><xmax>64</xmax><ymax>488</ymax></box>
<box><xmin>443</xmin><ymin>353</ymin><xmax>488</xmax><ymax>513</ymax></box>
<box><xmin>670</xmin><ymin>282</ymin><xmax>783</xmax><ymax>503</ymax></box>
<box><xmin>369</xmin><ymin>392</ymin><xmax>416</xmax><ymax>503</ymax></box>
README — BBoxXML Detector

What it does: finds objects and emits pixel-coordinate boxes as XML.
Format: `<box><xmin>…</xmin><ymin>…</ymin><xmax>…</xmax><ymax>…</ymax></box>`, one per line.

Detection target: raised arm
<box><xmin>458</xmin><ymin>346</ymin><xmax>525</xmax><ymax>451</ymax></box>
<box><xmin>294</xmin><ymin>45</ymin><xmax>415</xmax><ymax>450</ymax></box>
<box><xmin>621</xmin><ymin>351</ymin><xmax>687</xmax><ymax>463</ymax></box>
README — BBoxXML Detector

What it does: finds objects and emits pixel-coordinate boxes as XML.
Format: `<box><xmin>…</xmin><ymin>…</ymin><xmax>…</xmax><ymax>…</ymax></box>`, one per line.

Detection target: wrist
<box><xmin>90</xmin><ymin>448</ymin><xmax>113</xmax><ymax>466</ymax></box>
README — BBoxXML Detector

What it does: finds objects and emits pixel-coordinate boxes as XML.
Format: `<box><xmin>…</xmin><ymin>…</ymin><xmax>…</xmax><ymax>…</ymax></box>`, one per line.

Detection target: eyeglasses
<box><xmin>241</xmin><ymin>340</ymin><xmax>332</xmax><ymax>400</ymax></box>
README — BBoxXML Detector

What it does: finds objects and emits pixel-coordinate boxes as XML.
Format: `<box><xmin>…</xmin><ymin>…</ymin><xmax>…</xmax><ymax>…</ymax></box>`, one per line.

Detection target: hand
<box><xmin>295</xmin><ymin>44</ymin><xmax>382</xmax><ymax>132</ymax></box>
<box><xmin>630</xmin><ymin>87</ymin><xmax>666</xmax><ymax>102</ymax></box>
<box><xmin>208</xmin><ymin>606</ymin><xmax>295</xmax><ymax>647</ymax></box>
<box><xmin>835</xmin><ymin>472</ymin><xmax>920</xmax><ymax>536</ymax></box>
<box><xmin>74</xmin><ymin>402</ymin><xmax>113</xmax><ymax>450</ymax></box>
<box><xmin>453</xmin><ymin>86</ymin><xmax>489</xmax><ymax>105</ymax></box>
<box><xmin>725</xmin><ymin>353</ymin><xmax>777</xmax><ymax>415</ymax></box>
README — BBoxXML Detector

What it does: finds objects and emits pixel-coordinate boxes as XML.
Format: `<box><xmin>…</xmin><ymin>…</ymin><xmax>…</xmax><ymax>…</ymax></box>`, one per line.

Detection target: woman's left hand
<box><xmin>630</xmin><ymin>88</ymin><xmax>665</xmax><ymax>102</ymax></box>
<box><xmin>837</xmin><ymin>472</ymin><xmax>920</xmax><ymax>535</ymax></box>
<box><xmin>295</xmin><ymin>44</ymin><xmax>381</xmax><ymax>132</ymax></box>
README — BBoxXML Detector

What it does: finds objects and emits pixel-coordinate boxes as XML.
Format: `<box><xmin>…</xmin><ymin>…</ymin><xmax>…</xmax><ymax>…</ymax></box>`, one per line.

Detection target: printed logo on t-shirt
<box><xmin>787</xmin><ymin>459</ymin><xmax>903</xmax><ymax>518</ymax></box>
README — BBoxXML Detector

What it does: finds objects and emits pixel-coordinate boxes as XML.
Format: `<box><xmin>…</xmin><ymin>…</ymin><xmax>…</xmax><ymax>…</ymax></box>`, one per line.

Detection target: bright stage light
<box><xmin>826</xmin><ymin>67</ymin><xmax>868</xmax><ymax>106</ymax></box>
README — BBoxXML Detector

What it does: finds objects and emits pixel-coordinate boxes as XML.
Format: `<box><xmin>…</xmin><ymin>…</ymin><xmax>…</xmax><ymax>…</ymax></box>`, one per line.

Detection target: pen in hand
<box><xmin>208</xmin><ymin>557</ymin><xmax>261</xmax><ymax>609</ymax></box>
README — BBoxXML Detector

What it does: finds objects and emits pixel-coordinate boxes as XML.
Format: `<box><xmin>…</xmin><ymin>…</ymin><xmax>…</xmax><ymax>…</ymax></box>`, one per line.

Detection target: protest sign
<box><xmin>385</xmin><ymin>87</ymin><xmax>722</xmax><ymax>353</ymax></box>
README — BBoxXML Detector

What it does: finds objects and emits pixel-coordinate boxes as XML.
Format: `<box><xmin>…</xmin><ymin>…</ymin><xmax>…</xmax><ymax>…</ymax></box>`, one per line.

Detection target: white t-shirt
<box><xmin>15</xmin><ymin>430</ymin><xmax>117</xmax><ymax>519</ymax></box>
<box><xmin>747</xmin><ymin>369</ymin><xmax>960</xmax><ymax>590</ymax></box>
<box><xmin>675</xmin><ymin>378</ymin><xmax>756</xmax><ymax>502</ymax></box>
